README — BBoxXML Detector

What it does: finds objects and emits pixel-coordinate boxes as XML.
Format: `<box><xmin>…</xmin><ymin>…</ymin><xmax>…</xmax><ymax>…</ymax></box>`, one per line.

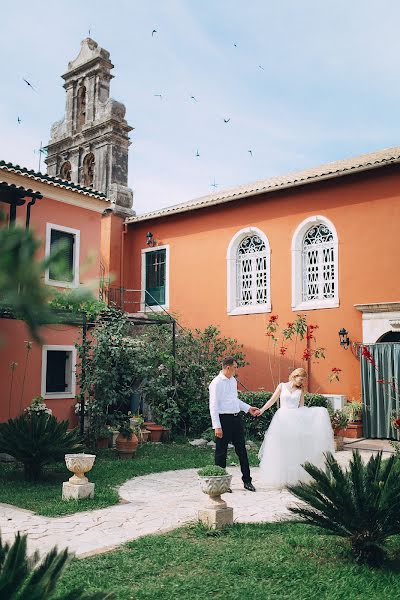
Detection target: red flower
<box><xmin>376</xmin><ymin>379</ymin><xmax>386</xmax><ymax>384</ymax></box>
<box><xmin>308</xmin><ymin>324</ymin><xmax>319</xmax><ymax>331</ymax></box>
<box><xmin>287</xmin><ymin>322</ymin><xmax>294</xmax><ymax>328</ymax></box>
<box><xmin>306</xmin><ymin>333</ymin><xmax>314</xmax><ymax>341</ymax></box>
<box><xmin>394</xmin><ymin>418</ymin><xmax>400</xmax><ymax>429</ymax></box>
<box><xmin>331</xmin><ymin>367</ymin><xmax>342</xmax><ymax>373</ymax></box>
<box><xmin>269</xmin><ymin>315</ymin><xmax>278</xmax><ymax>323</ymax></box>
<box><xmin>361</xmin><ymin>346</ymin><xmax>376</xmax><ymax>365</ymax></box>
<box><xmin>302</xmin><ymin>348</ymin><xmax>312</xmax><ymax>361</ymax></box>
<box><xmin>279</xmin><ymin>346</ymin><xmax>288</xmax><ymax>355</ymax></box>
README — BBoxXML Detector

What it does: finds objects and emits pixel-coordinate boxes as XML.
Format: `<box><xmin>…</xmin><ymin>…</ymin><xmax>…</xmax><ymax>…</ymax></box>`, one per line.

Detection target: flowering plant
<box><xmin>25</xmin><ymin>396</ymin><xmax>52</xmax><ymax>416</ymax></box>
<box><xmin>265</xmin><ymin>313</ymin><xmax>331</xmax><ymax>389</ymax></box>
<box><xmin>74</xmin><ymin>401</ymin><xmax>90</xmax><ymax>416</ymax></box>
<box><xmin>330</xmin><ymin>409</ymin><xmax>349</xmax><ymax>432</ymax></box>
<box><xmin>343</xmin><ymin>400</ymin><xmax>363</xmax><ymax>422</ymax></box>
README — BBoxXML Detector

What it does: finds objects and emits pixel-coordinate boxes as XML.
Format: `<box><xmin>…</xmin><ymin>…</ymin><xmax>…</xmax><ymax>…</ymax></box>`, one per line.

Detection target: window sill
<box><xmin>45</xmin><ymin>279</ymin><xmax>79</xmax><ymax>289</ymax></box>
<box><xmin>228</xmin><ymin>304</ymin><xmax>271</xmax><ymax>316</ymax></box>
<box><xmin>291</xmin><ymin>300</ymin><xmax>339</xmax><ymax>311</ymax></box>
<box><xmin>142</xmin><ymin>304</ymin><xmax>169</xmax><ymax>313</ymax></box>
<box><xmin>43</xmin><ymin>392</ymin><xmax>74</xmax><ymax>400</ymax></box>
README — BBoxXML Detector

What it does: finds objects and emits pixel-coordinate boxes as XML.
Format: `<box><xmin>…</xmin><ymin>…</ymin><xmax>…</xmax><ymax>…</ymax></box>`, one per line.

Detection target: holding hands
<box><xmin>249</xmin><ymin>406</ymin><xmax>262</xmax><ymax>417</ymax></box>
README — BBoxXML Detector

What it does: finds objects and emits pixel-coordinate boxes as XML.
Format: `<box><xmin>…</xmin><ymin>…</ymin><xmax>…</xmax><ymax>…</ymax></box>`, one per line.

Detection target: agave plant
<box><xmin>0</xmin><ymin>531</ymin><xmax>113</xmax><ymax>599</ymax></box>
<box><xmin>288</xmin><ymin>451</ymin><xmax>400</xmax><ymax>566</ymax></box>
<box><xmin>0</xmin><ymin>412</ymin><xmax>83</xmax><ymax>481</ymax></box>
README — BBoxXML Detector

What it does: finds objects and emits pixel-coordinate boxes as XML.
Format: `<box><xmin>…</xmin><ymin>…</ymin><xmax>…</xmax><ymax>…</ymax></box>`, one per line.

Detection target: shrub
<box><xmin>198</xmin><ymin>465</ymin><xmax>227</xmax><ymax>476</ymax></box>
<box><xmin>240</xmin><ymin>391</ymin><xmax>276</xmax><ymax>440</ymax></box>
<box><xmin>0</xmin><ymin>412</ymin><xmax>83</xmax><ymax>481</ymax></box>
<box><xmin>304</xmin><ymin>393</ymin><xmax>330</xmax><ymax>409</ymax></box>
<box><xmin>288</xmin><ymin>451</ymin><xmax>400</xmax><ymax>566</ymax></box>
<box><xmin>0</xmin><ymin>531</ymin><xmax>113</xmax><ymax>598</ymax></box>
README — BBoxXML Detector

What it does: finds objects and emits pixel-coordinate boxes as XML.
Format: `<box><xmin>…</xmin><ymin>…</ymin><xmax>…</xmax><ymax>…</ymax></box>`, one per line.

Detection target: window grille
<box><xmin>302</xmin><ymin>224</ymin><xmax>335</xmax><ymax>302</ymax></box>
<box><xmin>236</xmin><ymin>235</ymin><xmax>268</xmax><ymax>306</ymax></box>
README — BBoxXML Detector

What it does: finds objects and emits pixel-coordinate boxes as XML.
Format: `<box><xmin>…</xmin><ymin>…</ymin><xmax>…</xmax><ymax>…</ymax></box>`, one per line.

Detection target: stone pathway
<box><xmin>0</xmin><ymin>450</ymin><xmax>375</xmax><ymax>558</ymax></box>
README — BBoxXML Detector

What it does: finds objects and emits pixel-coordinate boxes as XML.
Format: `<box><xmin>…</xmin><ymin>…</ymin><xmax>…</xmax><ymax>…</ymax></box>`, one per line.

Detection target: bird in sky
<box><xmin>190</xmin><ymin>95</ymin><xmax>198</xmax><ymax>102</ymax></box>
<box><xmin>234</xmin><ymin>43</ymin><xmax>237</xmax><ymax>47</ymax></box>
<box><xmin>17</xmin><ymin>116</ymin><xmax>21</xmax><ymax>124</ymax></box>
<box><xmin>152</xmin><ymin>29</ymin><xmax>157</xmax><ymax>36</ymax></box>
<box><xmin>196</xmin><ymin>149</ymin><xmax>200</xmax><ymax>157</ymax></box>
<box><xmin>223</xmin><ymin>118</ymin><xmax>230</xmax><ymax>123</ymax></box>
<box><xmin>258</xmin><ymin>65</ymin><xmax>264</xmax><ymax>70</ymax></box>
<box><xmin>248</xmin><ymin>150</ymin><xmax>253</xmax><ymax>157</ymax></box>
<box><xmin>154</xmin><ymin>94</ymin><xmax>163</xmax><ymax>99</ymax></box>
<box><xmin>210</xmin><ymin>178</ymin><xmax>218</xmax><ymax>189</ymax></box>
<box><xmin>22</xmin><ymin>78</ymin><xmax>36</xmax><ymax>91</ymax></box>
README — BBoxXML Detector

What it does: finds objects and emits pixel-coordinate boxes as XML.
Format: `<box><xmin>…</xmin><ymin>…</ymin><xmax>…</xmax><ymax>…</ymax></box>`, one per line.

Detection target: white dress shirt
<box><xmin>209</xmin><ymin>371</ymin><xmax>251</xmax><ymax>429</ymax></box>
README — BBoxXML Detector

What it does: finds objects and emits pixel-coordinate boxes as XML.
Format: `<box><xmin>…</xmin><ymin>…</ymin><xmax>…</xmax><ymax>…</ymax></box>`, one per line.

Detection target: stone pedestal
<box><xmin>62</xmin><ymin>481</ymin><xmax>95</xmax><ymax>500</ymax></box>
<box><xmin>198</xmin><ymin>506</ymin><xmax>234</xmax><ymax>529</ymax></box>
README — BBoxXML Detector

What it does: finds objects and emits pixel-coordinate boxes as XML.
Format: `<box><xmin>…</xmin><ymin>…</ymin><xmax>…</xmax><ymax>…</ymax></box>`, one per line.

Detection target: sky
<box><xmin>2</xmin><ymin>1</ymin><xmax>400</xmax><ymax>215</ymax></box>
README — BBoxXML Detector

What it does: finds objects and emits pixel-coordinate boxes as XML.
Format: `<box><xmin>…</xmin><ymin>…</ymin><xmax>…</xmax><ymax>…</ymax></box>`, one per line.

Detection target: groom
<box><xmin>209</xmin><ymin>356</ymin><xmax>260</xmax><ymax>492</ymax></box>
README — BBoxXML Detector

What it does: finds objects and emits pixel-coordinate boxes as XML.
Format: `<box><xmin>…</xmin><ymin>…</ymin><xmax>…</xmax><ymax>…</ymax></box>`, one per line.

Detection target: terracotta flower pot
<box><xmin>96</xmin><ymin>436</ymin><xmax>109</xmax><ymax>449</ymax></box>
<box><xmin>146</xmin><ymin>424</ymin><xmax>164</xmax><ymax>442</ymax></box>
<box><xmin>116</xmin><ymin>432</ymin><xmax>139</xmax><ymax>459</ymax></box>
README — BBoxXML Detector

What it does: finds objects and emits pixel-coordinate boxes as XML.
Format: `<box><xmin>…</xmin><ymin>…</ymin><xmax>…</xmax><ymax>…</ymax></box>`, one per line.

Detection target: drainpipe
<box><xmin>120</xmin><ymin>220</ymin><xmax>128</xmax><ymax>310</ymax></box>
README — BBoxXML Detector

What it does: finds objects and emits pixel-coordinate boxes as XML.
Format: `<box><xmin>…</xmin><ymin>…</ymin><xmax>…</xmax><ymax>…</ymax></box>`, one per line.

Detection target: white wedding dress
<box><xmin>258</xmin><ymin>382</ymin><xmax>334</xmax><ymax>487</ymax></box>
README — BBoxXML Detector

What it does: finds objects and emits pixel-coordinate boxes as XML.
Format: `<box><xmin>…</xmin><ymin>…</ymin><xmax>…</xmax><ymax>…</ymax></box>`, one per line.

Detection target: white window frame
<box><xmin>140</xmin><ymin>244</ymin><xmax>170</xmax><ymax>312</ymax></box>
<box><xmin>45</xmin><ymin>223</ymin><xmax>80</xmax><ymax>288</ymax></box>
<box><xmin>291</xmin><ymin>215</ymin><xmax>339</xmax><ymax>311</ymax></box>
<box><xmin>41</xmin><ymin>345</ymin><xmax>77</xmax><ymax>399</ymax></box>
<box><xmin>227</xmin><ymin>227</ymin><xmax>271</xmax><ymax>316</ymax></box>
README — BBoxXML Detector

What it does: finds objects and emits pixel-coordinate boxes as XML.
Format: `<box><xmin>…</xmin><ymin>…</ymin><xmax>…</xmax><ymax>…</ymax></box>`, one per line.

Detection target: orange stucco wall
<box><xmin>124</xmin><ymin>166</ymin><xmax>400</xmax><ymax>399</ymax></box>
<box><xmin>1</xmin><ymin>192</ymin><xmax>103</xmax><ymax>423</ymax></box>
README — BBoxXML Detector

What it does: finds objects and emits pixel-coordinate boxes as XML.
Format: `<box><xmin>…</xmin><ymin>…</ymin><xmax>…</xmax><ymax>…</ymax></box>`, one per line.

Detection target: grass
<box><xmin>0</xmin><ymin>442</ymin><xmax>260</xmax><ymax>517</ymax></box>
<box><xmin>55</xmin><ymin>522</ymin><xmax>400</xmax><ymax>600</ymax></box>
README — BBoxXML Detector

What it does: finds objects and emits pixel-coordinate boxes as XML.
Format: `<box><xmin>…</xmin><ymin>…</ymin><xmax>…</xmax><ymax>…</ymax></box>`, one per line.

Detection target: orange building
<box><xmin>120</xmin><ymin>146</ymin><xmax>400</xmax><ymax>438</ymax></box>
<box><xmin>0</xmin><ymin>161</ymin><xmax>113</xmax><ymax>423</ymax></box>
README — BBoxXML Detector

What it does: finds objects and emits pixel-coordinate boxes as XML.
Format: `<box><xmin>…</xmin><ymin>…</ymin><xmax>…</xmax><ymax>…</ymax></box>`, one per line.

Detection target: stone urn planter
<box><xmin>115</xmin><ymin>432</ymin><xmax>139</xmax><ymax>459</ymax></box>
<box><xmin>65</xmin><ymin>453</ymin><xmax>96</xmax><ymax>484</ymax></box>
<box><xmin>198</xmin><ymin>471</ymin><xmax>232</xmax><ymax>508</ymax></box>
<box><xmin>63</xmin><ymin>453</ymin><xmax>96</xmax><ymax>500</ymax></box>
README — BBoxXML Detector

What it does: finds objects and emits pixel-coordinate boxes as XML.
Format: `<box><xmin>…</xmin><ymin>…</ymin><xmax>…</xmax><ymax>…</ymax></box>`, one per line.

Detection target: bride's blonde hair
<box><xmin>289</xmin><ymin>368</ymin><xmax>307</xmax><ymax>386</ymax></box>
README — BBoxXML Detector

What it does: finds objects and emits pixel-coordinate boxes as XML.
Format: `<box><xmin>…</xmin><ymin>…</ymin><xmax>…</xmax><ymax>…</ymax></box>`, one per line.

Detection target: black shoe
<box><xmin>244</xmin><ymin>482</ymin><xmax>256</xmax><ymax>492</ymax></box>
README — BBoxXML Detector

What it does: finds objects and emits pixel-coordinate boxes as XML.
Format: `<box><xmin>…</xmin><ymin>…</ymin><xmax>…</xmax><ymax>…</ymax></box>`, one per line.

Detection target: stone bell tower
<box><xmin>46</xmin><ymin>38</ymin><xmax>134</xmax><ymax>216</ymax></box>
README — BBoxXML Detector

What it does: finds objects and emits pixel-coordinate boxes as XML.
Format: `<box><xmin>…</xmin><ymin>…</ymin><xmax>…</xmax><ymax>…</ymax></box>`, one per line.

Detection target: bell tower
<box><xmin>46</xmin><ymin>38</ymin><xmax>134</xmax><ymax>216</ymax></box>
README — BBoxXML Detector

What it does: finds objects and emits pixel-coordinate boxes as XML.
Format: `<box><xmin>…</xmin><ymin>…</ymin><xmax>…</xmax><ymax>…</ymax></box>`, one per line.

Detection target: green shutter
<box><xmin>145</xmin><ymin>249</ymin><xmax>166</xmax><ymax>306</ymax></box>
<box><xmin>49</xmin><ymin>229</ymin><xmax>75</xmax><ymax>283</ymax></box>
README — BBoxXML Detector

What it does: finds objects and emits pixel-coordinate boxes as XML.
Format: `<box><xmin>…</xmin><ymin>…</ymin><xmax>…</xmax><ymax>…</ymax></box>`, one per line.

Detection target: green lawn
<box><xmin>0</xmin><ymin>442</ymin><xmax>260</xmax><ymax>517</ymax></box>
<box><xmin>55</xmin><ymin>522</ymin><xmax>400</xmax><ymax>600</ymax></box>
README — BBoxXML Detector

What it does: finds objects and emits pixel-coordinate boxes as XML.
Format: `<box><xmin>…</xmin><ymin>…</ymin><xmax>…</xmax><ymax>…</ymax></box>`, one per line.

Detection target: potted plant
<box><xmin>197</xmin><ymin>465</ymin><xmax>232</xmax><ymax>506</ymax></box>
<box><xmin>343</xmin><ymin>399</ymin><xmax>363</xmax><ymax>438</ymax></box>
<box><xmin>96</xmin><ymin>426</ymin><xmax>112</xmax><ymax>449</ymax></box>
<box><xmin>115</xmin><ymin>422</ymin><xmax>139</xmax><ymax>459</ymax></box>
<box><xmin>330</xmin><ymin>409</ymin><xmax>349</xmax><ymax>451</ymax></box>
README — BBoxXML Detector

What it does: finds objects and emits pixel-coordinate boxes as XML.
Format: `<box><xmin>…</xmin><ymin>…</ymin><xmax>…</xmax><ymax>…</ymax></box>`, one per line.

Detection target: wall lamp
<box><xmin>146</xmin><ymin>231</ymin><xmax>156</xmax><ymax>247</ymax></box>
<box><xmin>338</xmin><ymin>328</ymin><xmax>350</xmax><ymax>349</ymax></box>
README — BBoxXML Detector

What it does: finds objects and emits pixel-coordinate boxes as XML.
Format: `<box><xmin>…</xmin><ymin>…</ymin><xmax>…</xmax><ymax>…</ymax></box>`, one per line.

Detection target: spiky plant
<box><xmin>0</xmin><ymin>412</ymin><xmax>83</xmax><ymax>481</ymax></box>
<box><xmin>0</xmin><ymin>531</ymin><xmax>113</xmax><ymax>599</ymax></box>
<box><xmin>287</xmin><ymin>451</ymin><xmax>400</xmax><ymax>566</ymax></box>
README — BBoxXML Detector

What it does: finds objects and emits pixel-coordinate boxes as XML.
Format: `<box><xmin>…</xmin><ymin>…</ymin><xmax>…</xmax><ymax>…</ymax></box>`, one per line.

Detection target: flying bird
<box><xmin>17</xmin><ymin>116</ymin><xmax>21</xmax><ymax>124</ymax></box>
<box><xmin>196</xmin><ymin>149</ymin><xmax>200</xmax><ymax>157</ymax></box>
<box><xmin>190</xmin><ymin>95</ymin><xmax>198</xmax><ymax>102</ymax></box>
<box><xmin>154</xmin><ymin>94</ymin><xmax>163</xmax><ymax>99</ymax></box>
<box><xmin>210</xmin><ymin>179</ymin><xmax>218</xmax><ymax>189</ymax></box>
<box><xmin>152</xmin><ymin>29</ymin><xmax>157</xmax><ymax>36</ymax></box>
<box><xmin>248</xmin><ymin>150</ymin><xmax>253</xmax><ymax>157</ymax></box>
<box><xmin>223</xmin><ymin>118</ymin><xmax>230</xmax><ymax>123</ymax></box>
<box><xmin>233</xmin><ymin>43</ymin><xmax>237</xmax><ymax>47</ymax></box>
<box><xmin>22</xmin><ymin>78</ymin><xmax>36</xmax><ymax>91</ymax></box>
<box><xmin>258</xmin><ymin>65</ymin><xmax>264</xmax><ymax>70</ymax></box>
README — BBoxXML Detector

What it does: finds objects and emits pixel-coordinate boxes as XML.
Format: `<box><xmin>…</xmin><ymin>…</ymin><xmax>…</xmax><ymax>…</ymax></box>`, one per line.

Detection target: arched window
<box><xmin>291</xmin><ymin>216</ymin><xmax>339</xmax><ymax>310</ymax></box>
<box><xmin>82</xmin><ymin>153</ymin><xmax>95</xmax><ymax>187</ymax></box>
<box><xmin>60</xmin><ymin>161</ymin><xmax>72</xmax><ymax>181</ymax></box>
<box><xmin>227</xmin><ymin>227</ymin><xmax>271</xmax><ymax>315</ymax></box>
<box><xmin>76</xmin><ymin>85</ymin><xmax>86</xmax><ymax>131</ymax></box>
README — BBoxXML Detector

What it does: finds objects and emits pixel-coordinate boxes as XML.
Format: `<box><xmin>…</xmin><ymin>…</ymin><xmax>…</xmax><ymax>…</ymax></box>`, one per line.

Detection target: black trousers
<box><xmin>215</xmin><ymin>413</ymin><xmax>251</xmax><ymax>484</ymax></box>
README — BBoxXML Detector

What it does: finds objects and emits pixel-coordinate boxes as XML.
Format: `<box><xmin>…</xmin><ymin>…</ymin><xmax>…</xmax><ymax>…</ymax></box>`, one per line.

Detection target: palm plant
<box><xmin>0</xmin><ymin>531</ymin><xmax>113</xmax><ymax>599</ymax></box>
<box><xmin>288</xmin><ymin>451</ymin><xmax>400</xmax><ymax>566</ymax></box>
<box><xmin>0</xmin><ymin>412</ymin><xmax>83</xmax><ymax>481</ymax></box>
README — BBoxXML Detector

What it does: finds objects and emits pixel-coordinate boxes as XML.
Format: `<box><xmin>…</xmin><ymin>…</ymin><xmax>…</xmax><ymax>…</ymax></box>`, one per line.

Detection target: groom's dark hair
<box><xmin>222</xmin><ymin>356</ymin><xmax>237</xmax><ymax>368</ymax></box>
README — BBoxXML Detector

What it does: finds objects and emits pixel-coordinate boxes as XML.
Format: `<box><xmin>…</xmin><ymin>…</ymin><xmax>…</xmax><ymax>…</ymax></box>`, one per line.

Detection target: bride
<box><xmin>258</xmin><ymin>367</ymin><xmax>334</xmax><ymax>488</ymax></box>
